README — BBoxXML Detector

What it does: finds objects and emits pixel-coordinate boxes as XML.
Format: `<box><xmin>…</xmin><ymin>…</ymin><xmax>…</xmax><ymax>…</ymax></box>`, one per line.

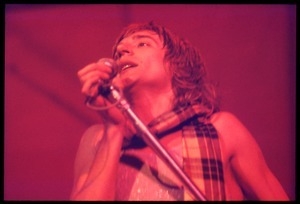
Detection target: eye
<box><xmin>137</xmin><ymin>42</ymin><xmax>149</xmax><ymax>47</ymax></box>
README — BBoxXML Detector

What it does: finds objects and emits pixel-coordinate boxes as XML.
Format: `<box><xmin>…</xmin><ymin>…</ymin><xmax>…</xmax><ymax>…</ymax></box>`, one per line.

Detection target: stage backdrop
<box><xmin>5</xmin><ymin>4</ymin><xmax>295</xmax><ymax>200</ymax></box>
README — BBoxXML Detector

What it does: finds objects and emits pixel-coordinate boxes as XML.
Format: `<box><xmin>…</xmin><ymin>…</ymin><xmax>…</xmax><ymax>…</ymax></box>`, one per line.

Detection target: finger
<box><xmin>81</xmin><ymin>75</ymin><xmax>102</xmax><ymax>96</ymax></box>
<box><xmin>96</xmin><ymin>58</ymin><xmax>118</xmax><ymax>78</ymax></box>
<box><xmin>77</xmin><ymin>63</ymin><xmax>96</xmax><ymax>78</ymax></box>
<box><xmin>77</xmin><ymin>62</ymin><xmax>112</xmax><ymax>79</ymax></box>
<box><xmin>79</xmin><ymin>69</ymin><xmax>110</xmax><ymax>85</ymax></box>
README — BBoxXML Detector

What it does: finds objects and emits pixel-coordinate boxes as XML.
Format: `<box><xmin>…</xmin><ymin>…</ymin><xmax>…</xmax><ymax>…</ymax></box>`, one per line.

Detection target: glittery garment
<box><xmin>116</xmin><ymin>139</ymin><xmax>184</xmax><ymax>200</ymax></box>
<box><xmin>118</xmin><ymin>104</ymin><xmax>226</xmax><ymax>201</ymax></box>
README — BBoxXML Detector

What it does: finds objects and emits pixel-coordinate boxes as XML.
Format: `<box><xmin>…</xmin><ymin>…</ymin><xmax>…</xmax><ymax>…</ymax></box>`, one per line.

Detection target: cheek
<box><xmin>143</xmin><ymin>64</ymin><xmax>171</xmax><ymax>86</ymax></box>
<box><xmin>142</xmin><ymin>53</ymin><xmax>167</xmax><ymax>74</ymax></box>
<box><xmin>142</xmin><ymin>63</ymin><xmax>166</xmax><ymax>79</ymax></box>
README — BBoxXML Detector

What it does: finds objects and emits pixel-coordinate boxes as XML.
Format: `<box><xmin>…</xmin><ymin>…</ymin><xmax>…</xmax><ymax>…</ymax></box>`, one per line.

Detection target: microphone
<box><xmin>98</xmin><ymin>58</ymin><xmax>119</xmax><ymax>84</ymax></box>
<box><xmin>85</xmin><ymin>58</ymin><xmax>119</xmax><ymax>108</ymax></box>
<box><xmin>97</xmin><ymin>58</ymin><xmax>119</xmax><ymax>97</ymax></box>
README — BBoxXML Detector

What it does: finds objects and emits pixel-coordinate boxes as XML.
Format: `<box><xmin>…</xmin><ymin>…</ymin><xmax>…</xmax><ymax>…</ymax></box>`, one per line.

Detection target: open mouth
<box><xmin>119</xmin><ymin>61</ymin><xmax>138</xmax><ymax>72</ymax></box>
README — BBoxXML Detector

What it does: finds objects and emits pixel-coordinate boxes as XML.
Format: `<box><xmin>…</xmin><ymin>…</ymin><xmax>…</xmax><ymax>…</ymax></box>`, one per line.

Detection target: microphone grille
<box><xmin>99</xmin><ymin>58</ymin><xmax>119</xmax><ymax>79</ymax></box>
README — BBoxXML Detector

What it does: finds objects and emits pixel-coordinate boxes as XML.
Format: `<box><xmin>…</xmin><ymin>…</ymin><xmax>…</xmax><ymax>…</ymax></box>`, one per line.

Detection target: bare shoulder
<box><xmin>209</xmin><ymin>111</ymin><xmax>256</xmax><ymax>158</ymax></box>
<box><xmin>210</xmin><ymin>111</ymin><xmax>252</xmax><ymax>138</ymax></box>
<box><xmin>78</xmin><ymin>124</ymin><xmax>106</xmax><ymax>153</ymax></box>
<box><xmin>210</xmin><ymin>111</ymin><xmax>241</xmax><ymax>127</ymax></box>
<box><xmin>81</xmin><ymin>124</ymin><xmax>105</xmax><ymax>140</ymax></box>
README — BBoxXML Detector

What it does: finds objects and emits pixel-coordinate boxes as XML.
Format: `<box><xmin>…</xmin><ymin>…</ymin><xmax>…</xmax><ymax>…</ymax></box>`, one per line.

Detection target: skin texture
<box><xmin>71</xmin><ymin>30</ymin><xmax>289</xmax><ymax>201</ymax></box>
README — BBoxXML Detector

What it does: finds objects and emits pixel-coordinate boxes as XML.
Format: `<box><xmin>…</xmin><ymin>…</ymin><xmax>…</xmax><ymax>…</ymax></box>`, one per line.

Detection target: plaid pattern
<box><xmin>148</xmin><ymin>104</ymin><xmax>207</xmax><ymax>135</ymax></box>
<box><xmin>147</xmin><ymin>105</ymin><xmax>226</xmax><ymax>201</ymax></box>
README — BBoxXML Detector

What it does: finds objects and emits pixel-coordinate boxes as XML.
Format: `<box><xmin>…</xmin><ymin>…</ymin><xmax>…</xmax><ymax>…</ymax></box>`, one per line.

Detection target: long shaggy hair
<box><xmin>112</xmin><ymin>21</ymin><xmax>220</xmax><ymax>117</ymax></box>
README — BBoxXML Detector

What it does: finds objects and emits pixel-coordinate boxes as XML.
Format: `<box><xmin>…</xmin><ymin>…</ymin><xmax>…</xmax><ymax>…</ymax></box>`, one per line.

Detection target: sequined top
<box><xmin>115</xmin><ymin>138</ymin><xmax>184</xmax><ymax>201</ymax></box>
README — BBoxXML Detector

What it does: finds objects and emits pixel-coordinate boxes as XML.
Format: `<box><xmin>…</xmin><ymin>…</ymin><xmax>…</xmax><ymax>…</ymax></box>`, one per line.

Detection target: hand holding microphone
<box><xmin>77</xmin><ymin>58</ymin><xmax>118</xmax><ymax>97</ymax></box>
<box><xmin>77</xmin><ymin>58</ymin><xmax>120</xmax><ymax>110</ymax></box>
<box><xmin>78</xmin><ymin>57</ymin><xmax>136</xmax><ymax>138</ymax></box>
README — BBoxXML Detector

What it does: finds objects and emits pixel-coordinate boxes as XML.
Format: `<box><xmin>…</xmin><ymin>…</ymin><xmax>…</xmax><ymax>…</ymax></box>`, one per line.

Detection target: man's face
<box><xmin>115</xmin><ymin>30</ymin><xmax>171</xmax><ymax>90</ymax></box>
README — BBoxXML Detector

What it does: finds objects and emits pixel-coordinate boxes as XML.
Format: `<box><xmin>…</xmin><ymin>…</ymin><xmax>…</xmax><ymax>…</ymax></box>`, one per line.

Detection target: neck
<box><xmin>124</xmin><ymin>86</ymin><xmax>174</xmax><ymax>125</ymax></box>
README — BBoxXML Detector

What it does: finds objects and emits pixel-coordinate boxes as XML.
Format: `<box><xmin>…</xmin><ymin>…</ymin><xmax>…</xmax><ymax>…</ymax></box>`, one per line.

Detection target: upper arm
<box><xmin>211</xmin><ymin>112</ymin><xmax>289</xmax><ymax>200</ymax></box>
<box><xmin>70</xmin><ymin>124</ymin><xmax>105</xmax><ymax>198</ymax></box>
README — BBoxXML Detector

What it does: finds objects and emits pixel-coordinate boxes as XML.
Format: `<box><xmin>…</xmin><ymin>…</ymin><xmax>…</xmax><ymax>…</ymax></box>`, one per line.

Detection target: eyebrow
<box><xmin>118</xmin><ymin>34</ymin><xmax>161</xmax><ymax>47</ymax></box>
<box><xmin>132</xmin><ymin>34</ymin><xmax>158</xmax><ymax>43</ymax></box>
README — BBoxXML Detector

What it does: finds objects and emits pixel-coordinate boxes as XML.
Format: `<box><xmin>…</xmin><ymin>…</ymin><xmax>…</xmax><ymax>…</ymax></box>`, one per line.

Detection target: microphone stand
<box><xmin>97</xmin><ymin>84</ymin><xmax>207</xmax><ymax>201</ymax></box>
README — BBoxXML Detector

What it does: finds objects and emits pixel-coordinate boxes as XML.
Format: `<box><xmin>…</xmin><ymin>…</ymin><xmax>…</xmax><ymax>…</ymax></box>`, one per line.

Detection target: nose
<box><xmin>121</xmin><ymin>49</ymin><xmax>130</xmax><ymax>55</ymax></box>
<box><xmin>119</xmin><ymin>44</ymin><xmax>133</xmax><ymax>57</ymax></box>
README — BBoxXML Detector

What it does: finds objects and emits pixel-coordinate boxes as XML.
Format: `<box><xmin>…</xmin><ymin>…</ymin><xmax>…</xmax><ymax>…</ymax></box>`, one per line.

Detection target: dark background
<box><xmin>5</xmin><ymin>4</ymin><xmax>296</xmax><ymax>200</ymax></box>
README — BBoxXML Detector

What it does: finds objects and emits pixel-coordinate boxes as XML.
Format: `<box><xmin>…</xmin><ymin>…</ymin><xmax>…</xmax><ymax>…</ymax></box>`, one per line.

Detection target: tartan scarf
<box><xmin>123</xmin><ymin>104</ymin><xmax>226</xmax><ymax>201</ymax></box>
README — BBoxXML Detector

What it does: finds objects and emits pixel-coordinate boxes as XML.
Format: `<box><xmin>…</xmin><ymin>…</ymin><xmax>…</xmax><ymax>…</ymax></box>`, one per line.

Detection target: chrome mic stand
<box><xmin>93</xmin><ymin>84</ymin><xmax>207</xmax><ymax>201</ymax></box>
